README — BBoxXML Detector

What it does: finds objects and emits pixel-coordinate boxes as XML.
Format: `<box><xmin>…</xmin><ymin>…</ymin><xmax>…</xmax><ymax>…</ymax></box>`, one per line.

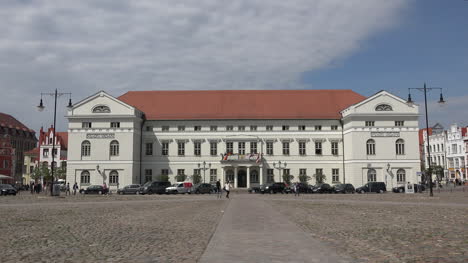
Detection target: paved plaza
<box><xmin>0</xmin><ymin>191</ymin><xmax>467</xmax><ymax>262</ymax></box>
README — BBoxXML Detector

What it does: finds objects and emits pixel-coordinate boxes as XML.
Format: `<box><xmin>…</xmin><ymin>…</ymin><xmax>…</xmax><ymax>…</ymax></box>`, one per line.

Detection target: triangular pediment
<box><xmin>67</xmin><ymin>91</ymin><xmax>142</xmax><ymax>117</ymax></box>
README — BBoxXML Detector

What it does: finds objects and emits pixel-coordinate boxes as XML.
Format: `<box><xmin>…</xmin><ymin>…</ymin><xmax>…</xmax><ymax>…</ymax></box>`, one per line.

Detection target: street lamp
<box><xmin>273</xmin><ymin>161</ymin><xmax>287</xmax><ymax>183</ymax></box>
<box><xmin>37</xmin><ymin>90</ymin><xmax>72</xmax><ymax>196</ymax></box>
<box><xmin>407</xmin><ymin>83</ymin><xmax>445</xmax><ymax>197</ymax></box>
<box><xmin>198</xmin><ymin>161</ymin><xmax>211</xmax><ymax>183</ymax></box>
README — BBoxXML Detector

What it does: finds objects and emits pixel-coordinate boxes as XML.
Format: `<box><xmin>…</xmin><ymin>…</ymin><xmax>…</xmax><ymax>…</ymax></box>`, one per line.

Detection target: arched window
<box><xmin>367</xmin><ymin>169</ymin><xmax>376</xmax><ymax>182</ymax></box>
<box><xmin>366</xmin><ymin>139</ymin><xmax>376</xmax><ymax>155</ymax></box>
<box><xmin>375</xmin><ymin>104</ymin><xmax>393</xmax><ymax>111</ymax></box>
<box><xmin>110</xmin><ymin>140</ymin><xmax>119</xmax><ymax>156</ymax></box>
<box><xmin>80</xmin><ymin>170</ymin><xmax>90</xmax><ymax>184</ymax></box>
<box><xmin>42</xmin><ymin>161</ymin><xmax>48</xmax><ymax>168</ymax></box>
<box><xmin>92</xmin><ymin>105</ymin><xmax>111</xmax><ymax>113</ymax></box>
<box><xmin>109</xmin><ymin>170</ymin><xmax>119</xmax><ymax>184</ymax></box>
<box><xmin>397</xmin><ymin>169</ymin><xmax>406</xmax><ymax>183</ymax></box>
<box><xmin>81</xmin><ymin>141</ymin><xmax>91</xmax><ymax>157</ymax></box>
<box><xmin>250</xmin><ymin>170</ymin><xmax>259</xmax><ymax>183</ymax></box>
<box><xmin>396</xmin><ymin>139</ymin><xmax>405</xmax><ymax>155</ymax></box>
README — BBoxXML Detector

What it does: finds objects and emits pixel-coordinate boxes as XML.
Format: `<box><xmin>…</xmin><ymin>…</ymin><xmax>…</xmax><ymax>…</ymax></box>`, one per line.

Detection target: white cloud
<box><xmin>0</xmin><ymin>0</ymin><xmax>409</xmax><ymax>131</ymax></box>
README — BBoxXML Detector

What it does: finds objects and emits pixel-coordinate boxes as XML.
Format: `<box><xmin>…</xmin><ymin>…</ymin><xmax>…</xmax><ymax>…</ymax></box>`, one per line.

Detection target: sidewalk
<box><xmin>199</xmin><ymin>195</ymin><xmax>350</xmax><ymax>263</ymax></box>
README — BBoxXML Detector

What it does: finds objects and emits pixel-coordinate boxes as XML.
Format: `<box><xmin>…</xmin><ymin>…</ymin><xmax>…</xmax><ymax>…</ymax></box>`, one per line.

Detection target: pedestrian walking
<box><xmin>225</xmin><ymin>181</ymin><xmax>232</xmax><ymax>199</ymax></box>
<box><xmin>216</xmin><ymin>180</ymin><xmax>222</xmax><ymax>199</ymax></box>
<box><xmin>294</xmin><ymin>183</ymin><xmax>299</xmax><ymax>196</ymax></box>
<box><xmin>66</xmin><ymin>183</ymin><xmax>71</xmax><ymax>196</ymax></box>
<box><xmin>73</xmin><ymin>182</ymin><xmax>78</xmax><ymax>195</ymax></box>
<box><xmin>30</xmin><ymin>182</ymin><xmax>34</xmax><ymax>194</ymax></box>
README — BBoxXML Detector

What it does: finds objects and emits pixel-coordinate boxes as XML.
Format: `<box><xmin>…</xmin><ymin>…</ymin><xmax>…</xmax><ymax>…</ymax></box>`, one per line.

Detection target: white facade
<box><xmin>446</xmin><ymin>124</ymin><xmax>466</xmax><ymax>181</ymax></box>
<box><xmin>66</xmin><ymin>90</ymin><xmax>421</xmax><ymax>191</ymax></box>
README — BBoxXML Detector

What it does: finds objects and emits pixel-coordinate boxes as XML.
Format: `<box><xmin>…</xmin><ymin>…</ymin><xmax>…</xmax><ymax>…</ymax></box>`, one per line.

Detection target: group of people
<box><xmin>28</xmin><ymin>182</ymin><xmax>80</xmax><ymax>195</ymax></box>
<box><xmin>215</xmin><ymin>180</ymin><xmax>233</xmax><ymax>199</ymax></box>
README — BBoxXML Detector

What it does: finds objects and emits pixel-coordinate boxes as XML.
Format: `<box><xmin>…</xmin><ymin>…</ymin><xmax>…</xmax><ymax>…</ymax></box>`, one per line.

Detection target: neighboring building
<box><xmin>38</xmin><ymin>126</ymin><xmax>68</xmax><ymax>170</ymax></box>
<box><xmin>0</xmin><ymin>113</ymin><xmax>37</xmax><ymax>183</ymax></box>
<box><xmin>66</xmin><ymin>90</ymin><xmax>420</xmax><ymax>191</ymax></box>
<box><xmin>23</xmin><ymin>147</ymin><xmax>39</xmax><ymax>184</ymax></box>
<box><xmin>420</xmin><ymin>123</ymin><xmax>447</xmax><ymax>177</ymax></box>
<box><xmin>0</xmin><ymin>134</ymin><xmax>15</xmax><ymax>183</ymax></box>
<box><xmin>446</xmin><ymin>124</ymin><xmax>467</xmax><ymax>181</ymax></box>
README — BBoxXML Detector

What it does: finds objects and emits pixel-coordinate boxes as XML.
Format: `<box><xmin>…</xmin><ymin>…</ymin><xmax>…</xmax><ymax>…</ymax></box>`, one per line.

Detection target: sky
<box><xmin>0</xmin><ymin>0</ymin><xmax>467</xmax><ymax>132</ymax></box>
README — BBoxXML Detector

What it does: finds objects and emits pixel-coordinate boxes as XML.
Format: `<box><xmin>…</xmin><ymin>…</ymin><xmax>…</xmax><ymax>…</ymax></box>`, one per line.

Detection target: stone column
<box><xmin>234</xmin><ymin>166</ymin><xmax>238</xmax><ymax>188</ymax></box>
<box><xmin>221</xmin><ymin>168</ymin><xmax>225</xmax><ymax>187</ymax></box>
<box><xmin>260</xmin><ymin>166</ymin><xmax>263</xmax><ymax>185</ymax></box>
<box><xmin>247</xmin><ymin>166</ymin><xmax>251</xmax><ymax>189</ymax></box>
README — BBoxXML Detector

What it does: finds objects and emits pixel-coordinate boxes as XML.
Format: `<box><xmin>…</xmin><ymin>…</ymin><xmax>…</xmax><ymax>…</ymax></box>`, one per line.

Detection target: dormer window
<box><xmin>375</xmin><ymin>104</ymin><xmax>392</xmax><ymax>111</ymax></box>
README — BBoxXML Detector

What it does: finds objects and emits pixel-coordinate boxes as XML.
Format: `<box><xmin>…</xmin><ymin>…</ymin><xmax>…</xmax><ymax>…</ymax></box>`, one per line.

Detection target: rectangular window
<box><xmin>194</xmin><ymin>126</ymin><xmax>202</xmax><ymax>131</ymax></box>
<box><xmin>110</xmin><ymin>122</ymin><xmax>120</xmax><ymax>128</ymax></box>
<box><xmin>298</xmin><ymin>125</ymin><xmax>306</xmax><ymax>131</ymax></box>
<box><xmin>193</xmin><ymin>169</ymin><xmax>201</xmax><ymax>176</ymax></box>
<box><xmin>299</xmin><ymin>142</ymin><xmax>306</xmax><ymax>155</ymax></box>
<box><xmin>145</xmin><ymin>169</ymin><xmax>152</xmax><ymax>182</ymax></box>
<box><xmin>80</xmin><ymin>173</ymin><xmax>90</xmax><ymax>184</ymax></box>
<box><xmin>250</xmin><ymin>125</ymin><xmax>257</xmax><ymax>131</ymax></box>
<box><xmin>238</xmin><ymin>125</ymin><xmax>245</xmax><ymax>131</ymax></box>
<box><xmin>266</xmin><ymin>142</ymin><xmax>273</xmax><ymax>155</ymax></box>
<box><xmin>82</xmin><ymin>122</ymin><xmax>92</xmax><ymax>128</ymax></box>
<box><xmin>178</xmin><ymin>126</ymin><xmax>185</xmax><ymax>131</ymax></box>
<box><xmin>4</xmin><ymin>160</ymin><xmax>9</xmax><ymax>168</ymax></box>
<box><xmin>365</xmin><ymin>121</ymin><xmax>375</xmax><ymax>127</ymax></box>
<box><xmin>162</xmin><ymin>126</ymin><xmax>169</xmax><ymax>131</ymax></box>
<box><xmin>314</xmin><ymin>125</ymin><xmax>322</xmax><ymax>131</ymax></box>
<box><xmin>395</xmin><ymin>121</ymin><xmax>404</xmax><ymax>127</ymax></box>
<box><xmin>283</xmin><ymin>169</ymin><xmax>290</xmax><ymax>176</ymax></box>
<box><xmin>210</xmin><ymin>126</ymin><xmax>217</xmax><ymax>131</ymax></box>
<box><xmin>332</xmin><ymin>169</ymin><xmax>339</xmax><ymax>183</ymax></box>
<box><xmin>267</xmin><ymin>169</ymin><xmax>274</xmax><ymax>183</ymax></box>
<box><xmin>331</xmin><ymin>125</ymin><xmax>338</xmax><ymax>131</ymax></box>
<box><xmin>227</xmin><ymin>125</ymin><xmax>234</xmax><ymax>131</ymax></box>
<box><xmin>43</xmin><ymin>149</ymin><xmax>49</xmax><ymax>157</ymax></box>
<box><xmin>194</xmin><ymin>142</ymin><xmax>201</xmax><ymax>156</ymax></box>
<box><xmin>162</xmin><ymin>142</ymin><xmax>169</xmax><ymax>156</ymax></box>
<box><xmin>452</xmin><ymin>144</ymin><xmax>457</xmax><ymax>154</ymax></box>
<box><xmin>250</xmin><ymin>142</ymin><xmax>257</xmax><ymax>154</ymax></box>
<box><xmin>282</xmin><ymin>142</ymin><xmax>290</xmax><ymax>155</ymax></box>
<box><xmin>331</xmin><ymin>142</ymin><xmax>339</xmax><ymax>155</ymax></box>
<box><xmin>315</xmin><ymin>142</ymin><xmax>322</xmax><ymax>155</ymax></box>
<box><xmin>210</xmin><ymin>169</ymin><xmax>217</xmax><ymax>183</ymax></box>
<box><xmin>145</xmin><ymin>169</ymin><xmax>153</xmax><ymax>176</ymax></box>
<box><xmin>145</xmin><ymin>143</ymin><xmax>153</xmax><ymax>156</ymax></box>
<box><xmin>299</xmin><ymin>169</ymin><xmax>307</xmax><ymax>176</ymax></box>
<box><xmin>266</xmin><ymin>125</ymin><xmax>273</xmax><ymax>131</ymax></box>
<box><xmin>316</xmin><ymin>168</ymin><xmax>323</xmax><ymax>176</ymax></box>
<box><xmin>177</xmin><ymin>169</ymin><xmax>185</xmax><ymax>176</ymax></box>
<box><xmin>146</xmin><ymin>126</ymin><xmax>152</xmax><ymax>131</ymax></box>
<box><xmin>282</xmin><ymin>125</ymin><xmax>289</xmax><ymax>131</ymax></box>
<box><xmin>238</xmin><ymin>142</ymin><xmax>245</xmax><ymax>155</ymax></box>
<box><xmin>178</xmin><ymin>142</ymin><xmax>185</xmax><ymax>156</ymax></box>
<box><xmin>226</xmin><ymin>142</ymin><xmax>233</xmax><ymax>154</ymax></box>
<box><xmin>210</xmin><ymin>142</ymin><xmax>217</xmax><ymax>156</ymax></box>
<box><xmin>161</xmin><ymin>169</ymin><xmax>169</xmax><ymax>176</ymax></box>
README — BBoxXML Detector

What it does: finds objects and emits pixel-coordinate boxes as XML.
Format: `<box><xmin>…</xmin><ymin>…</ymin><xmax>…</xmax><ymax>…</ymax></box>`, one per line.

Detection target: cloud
<box><xmin>0</xmin><ymin>0</ymin><xmax>408</xmax><ymax>131</ymax></box>
<box><xmin>418</xmin><ymin>95</ymin><xmax>468</xmax><ymax>129</ymax></box>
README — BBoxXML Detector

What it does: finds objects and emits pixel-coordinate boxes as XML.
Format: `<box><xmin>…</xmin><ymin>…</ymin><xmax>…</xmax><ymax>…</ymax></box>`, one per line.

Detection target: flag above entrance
<box><xmin>221</xmin><ymin>153</ymin><xmax>262</xmax><ymax>163</ymax></box>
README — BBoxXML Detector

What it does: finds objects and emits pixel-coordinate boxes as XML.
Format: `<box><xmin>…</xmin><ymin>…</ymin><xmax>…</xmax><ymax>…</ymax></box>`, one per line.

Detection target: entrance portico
<box><xmin>222</xmin><ymin>165</ymin><xmax>263</xmax><ymax>189</ymax></box>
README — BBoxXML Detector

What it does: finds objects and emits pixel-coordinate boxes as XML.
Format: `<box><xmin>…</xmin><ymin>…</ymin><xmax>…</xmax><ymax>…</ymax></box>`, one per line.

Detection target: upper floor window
<box><xmin>396</xmin><ymin>139</ymin><xmax>405</xmax><ymax>155</ymax></box>
<box><xmin>331</xmin><ymin>142</ymin><xmax>339</xmax><ymax>155</ymax></box>
<box><xmin>110</xmin><ymin>140</ymin><xmax>119</xmax><ymax>156</ymax></box>
<box><xmin>145</xmin><ymin>143</ymin><xmax>153</xmax><ymax>156</ymax></box>
<box><xmin>250</xmin><ymin>142</ymin><xmax>257</xmax><ymax>154</ymax></box>
<box><xmin>375</xmin><ymin>104</ymin><xmax>393</xmax><ymax>111</ymax></box>
<box><xmin>266</xmin><ymin>125</ymin><xmax>273</xmax><ymax>131</ymax></box>
<box><xmin>266</xmin><ymin>142</ymin><xmax>273</xmax><ymax>155</ymax></box>
<box><xmin>162</xmin><ymin>126</ymin><xmax>169</xmax><ymax>131</ymax></box>
<box><xmin>178</xmin><ymin>126</ymin><xmax>185</xmax><ymax>131</ymax></box>
<box><xmin>238</xmin><ymin>126</ymin><xmax>245</xmax><ymax>131</ymax></box>
<box><xmin>194</xmin><ymin>126</ymin><xmax>202</xmax><ymax>131</ymax></box>
<box><xmin>395</xmin><ymin>121</ymin><xmax>404</xmax><ymax>127</ymax></box>
<box><xmin>210</xmin><ymin>142</ymin><xmax>217</xmax><ymax>156</ymax></box>
<box><xmin>81</xmin><ymin>141</ymin><xmax>91</xmax><ymax>156</ymax></box>
<box><xmin>299</xmin><ymin>142</ymin><xmax>306</xmax><ymax>155</ymax></box>
<box><xmin>331</xmin><ymin>125</ymin><xmax>338</xmax><ymax>131</ymax></box>
<box><xmin>250</xmin><ymin>125</ymin><xmax>257</xmax><ymax>131</ymax></box>
<box><xmin>43</xmin><ymin>149</ymin><xmax>49</xmax><ymax>157</ymax></box>
<box><xmin>178</xmin><ymin>142</ymin><xmax>185</xmax><ymax>156</ymax></box>
<box><xmin>365</xmin><ymin>121</ymin><xmax>375</xmax><ymax>127</ymax></box>
<box><xmin>110</xmin><ymin>122</ymin><xmax>120</xmax><ymax>128</ymax></box>
<box><xmin>162</xmin><ymin>142</ymin><xmax>169</xmax><ymax>156</ymax></box>
<box><xmin>82</xmin><ymin>122</ymin><xmax>92</xmax><ymax>128</ymax></box>
<box><xmin>146</xmin><ymin>126</ymin><xmax>153</xmax><ymax>131</ymax></box>
<box><xmin>314</xmin><ymin>125</ymin><xmax>322</xmax><ymax>131</ymax></box>
<box><xmin>366</xmin><ymin>139</ymin><xmax>375</xmax><ymax>155</ymax></box>
<box><xmin>210</xmin><ymin>126</ymin><xmax>217</xmax><ymax>131</ymax></box>
<box><xmin>298</xmin><ymin>125</ymin><xmax>306</xmax><ymax>131</ymax></box>
<box><xmin>282</xmin><ymin>125</ymin><xmax>289</xmax><ymax>131</ymax></box>
<box><xmin>194</xmin><ymin>141</ymin><xmax>201</xmax><ymax>156</ymax></box>
<box><xmin>238</xmin><ymin>142</ymin><xmax>246</xmax><ymax>155</ymax></box>
<box><xmin>226</xmin><ymin>142</ymin><xmax>233</xmax><ymax>154</ymax></box>
<box><xmin>282</xmin><ymin>142</ymin><xmax>290</xmax><ymax>155</ymax></box>
<box><xmin>226</xmin><ymin>126</ymin><xmax>234</xmax><ymax>131</ymax></box>
<box><xmin>315</xmin><ymin>142</ymin><xmax>322</xmax><ymax>155</ymax></box>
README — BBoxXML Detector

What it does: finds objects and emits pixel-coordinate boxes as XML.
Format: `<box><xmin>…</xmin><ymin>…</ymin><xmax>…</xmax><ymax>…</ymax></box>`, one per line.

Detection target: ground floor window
<box><xmin>367</xmin><ymin>169</ymin><xmax>376</xmax><ymax>182</ymax></box>
<box><xmin>80</xmin><ymin>170</ymin><xmax>90</xmax><ymax>184</ymax></box>
<box><xmin>210</xmin><ymin>169</ymin><xmax>217</xmax><ymax>183</ymax></box>
<box><xmin>109</xmin><ymin>171</ymin><xmax>119</xmax><ymax>185</ymax></box>
<box><xmin>250</xmin><ymin>170</ymin><xmax>259</xmax><ymax>183</ymax></box>
<box><xmin>332</xmin><ymin>168</ymin><xmax>339</xmax><ymax>183</ymax></box>
<box><xmin>397</xmin><ymin>169</ymin><xmax>406</xmax><ymax>183</ymax></box>
<box><xmin>226</xmin><ymin>170</ymin><xmax>234</xmax><ymax>183</ymax></box>
<box><xmin>267</xmin><ymin>169</ymin><xmax>274</xmax><ymax>183</ymax></box>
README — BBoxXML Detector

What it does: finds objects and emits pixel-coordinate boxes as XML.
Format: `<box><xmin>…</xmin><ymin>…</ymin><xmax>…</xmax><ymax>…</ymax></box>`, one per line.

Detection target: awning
<box><xmin>0</xmin><ymin>174</ymin><xmax>14</xmax><ymax>180</ymax></box>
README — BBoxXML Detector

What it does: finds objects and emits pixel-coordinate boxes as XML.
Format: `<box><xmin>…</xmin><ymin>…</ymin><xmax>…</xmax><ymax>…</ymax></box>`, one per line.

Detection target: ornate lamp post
<box><xmin>407</xmin><ymin>83</ymin><xmax>445</xmax><ymax>197</ymax></box>
<box><xmin>37</xmin><ymin>89</ymin><xmax>72</xmax><ymax>196</ymax></box>
<box><xmin>273</xmin><ymin>161</ymin><xmax>287</xmax><ymax>183</ymax></box>
<box><xmin>198</xmin><ymin>161</ymin><xmax>211</xmax><ymax>183</ymax></box>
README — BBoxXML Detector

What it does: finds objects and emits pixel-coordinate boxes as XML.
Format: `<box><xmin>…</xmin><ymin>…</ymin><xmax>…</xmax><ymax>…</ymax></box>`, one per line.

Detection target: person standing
<box><xmin>225</xmin><ymin>181</ymin><xmax>232</xmax><ymax>199</ymax></box>
<box><xmin>216</xmin><ymin>180</ymin><xmax>222</xmax><ymax>199</ymax></box>
<box><xmin>73</xmin><ymin>182</ymin><xmax>78</xmax><ymax>195</ymax></box>
<box><xmin>66</xmin><ymin>183</ymin><xmax>71</xmax><ymax>196</ymax></box>
<box><xmin>294</xmin><ymin>183</ymin><xmax>299</xmax><ymax>196</ymax></box>
<box><xmin>30</xmin><ymin>182</ymin><xmax>35</xmax><ymax>194</ymax></box>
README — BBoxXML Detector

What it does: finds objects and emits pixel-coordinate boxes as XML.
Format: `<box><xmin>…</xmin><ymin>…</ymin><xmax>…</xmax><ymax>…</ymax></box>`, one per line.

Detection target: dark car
<box><xmin>248</xmin><ymin>186</ymin><xmax>261</xmax><ymax>193</ymax></box>
<box><xmin>293</xmin><ymin>183</ymin><xmax>310</xmax><ymax>193</ymax></box>
<box><xmin>117</xmin><ymin>184</ymin><xmax>142</xmax><ymax>195</ymax></box>
<box><xmin>262</xmin><ymin>182</ymin><xmax>287</xmax><ymax>194</ymax></box>
<box><xmin>140</xmin><ymin>181</ymin><xmax>171</xmax><ymax>195</ymax></box>
<box><xmin>333</xmin><ymin>184</ymin><xmax>355</xmax><ymax>194</ymax></box>
<box><xmin>0</xmin><ymin>184</ymin><xmax>17</xmax><ymax>196</ymax></box>
<box><xmin>311</xmin><ymin>183</ymin><xmax>333</xmax><ymax>194</ymax></box>
<box><xmin>193</xmin><ymin>183</ymin><xmax>214</xmax><ymax>194</ymax></box>
<box><xmin>356</xmin><ymin>182</ymin><xmax>387</xmax><ymax>193</ymax></box>
<box><xmin>392</xmin><ymin>184</ymin><xmax>426</xmax><ymax>193</ymax></box>
<box><xmin>80</xmin><ymin>185</ymin><xmax>109</xmax><ymax>195</ymax></box>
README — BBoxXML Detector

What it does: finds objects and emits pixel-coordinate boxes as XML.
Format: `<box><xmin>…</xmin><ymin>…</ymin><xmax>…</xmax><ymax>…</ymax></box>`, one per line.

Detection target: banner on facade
<box><xmin>86</xmin><ymin>133</ymin><xmax>115</xmax><ymax>139</ymax></box>
<box><xmin>371</xmin><ymin>132</ymin><xmax>400</xmax><ymax>137</ymax></box>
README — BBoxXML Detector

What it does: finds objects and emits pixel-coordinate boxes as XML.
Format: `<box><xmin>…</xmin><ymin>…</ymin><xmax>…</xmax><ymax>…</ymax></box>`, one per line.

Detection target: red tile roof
<box><xmin>118</xmin><ymin>90</ymin><xmax>366</xmax><ymax>120</ymax></box>
<box><xmin>39</xmin><ymin>127</ymin><xmax>68</xmax><ymax>150</ymax></box>
<box><xmin>25</xmin><ymin>147</ymin><xmax>39</xmax><ymax>159</ymax></box>
<box><xmin>0</xmin><ymin>112</ymin><xmax>35</xmax><ymax>132</ymax></box>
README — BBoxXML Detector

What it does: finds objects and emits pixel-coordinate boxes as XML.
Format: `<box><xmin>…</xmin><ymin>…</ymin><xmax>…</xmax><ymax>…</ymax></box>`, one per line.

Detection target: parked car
<box><xmin>261</xmin><ymin>182</ymin><xmax>288</xmax><ymax>194</ymax></box>
<box><xmin>117</xmin><ymin>184</ymin><xmax>142</xmax><ymax>195</ymax></box>
<box><xmin>292</xmin><ymin>183</ymin><xmax>310</xmax><ymax>193</ymax></box>
<box><xmin>0</xmin><ymin>184</ymin><xmax>17</xmax><ymax>196</ymax></box>
<box><xmin>165</xmin><ymin>182</ymin><xmax>193</xmax><ymax>194</ymax></box>
<box><xmin>79</xmin><ymin>185</ymin><xmax>109</xmax><ymax>195</ymax></box>
<box><xmin>356</xmin><ymin>182</ymin><xmax>387</xmax><ymax>193</ymax></box>
<box><xmin>332</xmin><ymin>184</ymin><xmax>355</xmax><ymax>194</ymax></box>
<box><xmin>248</xmin><ymin>185</ymin><xmax>261</xmax><ymax>193</ymax></box>
<box><xmin>392</xmin><ymin>184</ymin><xmax>426</xmax><ymax>193</ymax></box>
<box><xmin>311</xmin><ymin>183</ymin><xmax>333</xmax><ymax>194</ymax></box>
<box><xmin>140</xmin><ymin>181</ymin><xmax>171</xmax><ymax>195</ymax></box>
<box><xmin>193</xmin><ymin>183</ymin><xmax>214</xmax><ymax>194</ymax></box>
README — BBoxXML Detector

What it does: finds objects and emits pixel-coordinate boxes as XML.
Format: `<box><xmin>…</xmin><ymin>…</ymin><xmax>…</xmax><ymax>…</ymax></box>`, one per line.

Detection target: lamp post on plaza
<box><xmin>407</xmin><ymin>83</ymin><xmax>445</xmax><ymax>197</ymax></box>
<box><xmin>273</xmin><ymin>161</ymin><xmax>287</xmax><ymax>183</ymax></box>
<box><xmin>198</xmin><ymin>161</ymin><xmax>211</xmax><ymax>183</ymax></box>
<box><xmin>37</xmin><ymin>89</ymin><xmax>73</xmax><ymax>196</ymax></box>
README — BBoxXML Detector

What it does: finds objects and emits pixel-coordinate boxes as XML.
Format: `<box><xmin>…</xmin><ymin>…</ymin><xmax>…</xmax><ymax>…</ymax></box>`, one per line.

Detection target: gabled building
<box><xmin>38</xmin><ymin>126</ymin><xmax>68</xmax><ymax>169</ymax></box>
<box><xmin>446</xmin><ymin>124</ymin><xmax>467</xmax><ymax>181</ymax></box>
<box><xmin>23</xmin><ymin>147</ymin><xmax>39</xmax><ymax>184</ymax></box>
<box><xmin>66</xmin><ymin>90</ymin><xmax>420</xmax><ymax>191</ymax></box>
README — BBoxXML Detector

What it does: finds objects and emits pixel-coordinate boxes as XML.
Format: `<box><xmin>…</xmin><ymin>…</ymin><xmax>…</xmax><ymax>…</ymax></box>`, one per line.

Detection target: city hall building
<box><xmin>66</xmin><ymin>90</ymin><xmax>421</xmax><ymax>191</ymax></box>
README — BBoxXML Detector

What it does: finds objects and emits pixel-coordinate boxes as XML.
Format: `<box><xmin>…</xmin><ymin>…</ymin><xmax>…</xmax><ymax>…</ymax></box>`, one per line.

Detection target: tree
<box><xmin>282</xmin><ymin>174</ymin><xmax>294</xmax><ymax>185</ymax></box>
<box><xmin>313</xmin><ymin>173</ymin><xmax>326</xmax><ymax>184</ymax></box>
<box><xmin>431</xmin><ymin>165</ymin><xmax>444</xmax><ymax>185</ymax></box>
<box><xmin>192</xmin><ymin>174</ymin><xmax>202</xmax><ymax>184</ymax></box>
<box><xmin>56</xmin><ymin>166</ymin><xmax>67</xmax><ymax>180</ymax></box>
<box><xmin>298</xmin><ymin>174</ymin><xmax>311</xmax><ymax>183</ymax></box>
<box><xmin>175</xmin><ymin>173</ymin><xmax>187</xmax><ymax>182</ymax></box>
<box><xmin>156</xmin><ymin>174</ymin><xmax>169</xmax><ymax>182</ymax></box>
<box><xmin>32</xmin><ymin>165</ymin><xmax>52</xmax><ymax>182</ymax></box>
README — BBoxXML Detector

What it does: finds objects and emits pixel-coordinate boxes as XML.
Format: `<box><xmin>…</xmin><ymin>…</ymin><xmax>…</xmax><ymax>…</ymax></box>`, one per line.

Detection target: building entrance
<box><xmin>238</xmin><ymin>170</ymin><xmax>247</xmax><ymax>188</ymax></box>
